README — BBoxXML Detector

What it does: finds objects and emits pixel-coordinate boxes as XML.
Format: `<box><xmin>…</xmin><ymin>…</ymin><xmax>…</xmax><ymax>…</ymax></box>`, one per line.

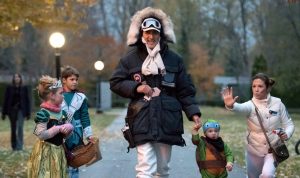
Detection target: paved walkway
<box><xmin>80</xmin><ymin>109</ymin><xmax>247</xmax><ymax>178</ymax></box>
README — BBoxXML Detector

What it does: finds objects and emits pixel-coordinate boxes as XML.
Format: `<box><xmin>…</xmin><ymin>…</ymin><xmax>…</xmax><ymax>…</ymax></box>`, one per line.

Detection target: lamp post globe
<box><xmin>49</xmin><ymin>32</ymin><xmax>65</xmax><ymax>79</ymax></box>
<box><xmin>49</xmin><ymin>32</ymin><xmax>65</xmax><ymax>48</ymax></box>
<box><xmin>94</xmin><ymin>60</ymin><xmax>104</xmax><ymax>71</ymax></box>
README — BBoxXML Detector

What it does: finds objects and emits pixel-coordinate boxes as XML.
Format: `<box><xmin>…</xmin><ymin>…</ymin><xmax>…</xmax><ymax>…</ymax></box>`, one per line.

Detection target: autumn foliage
<box><xmin>63</xmin><ymin>35</ymin><xmax>125</xmax><ymax>83</ymax></box>
<box><xmin>188</xmin><ymin>43</ymin><xmax>223</xmax><ymax>99</ymax></box>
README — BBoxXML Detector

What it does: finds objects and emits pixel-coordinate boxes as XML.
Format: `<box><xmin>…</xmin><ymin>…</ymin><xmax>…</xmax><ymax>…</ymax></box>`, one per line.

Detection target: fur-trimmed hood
<box><xmin>127</xmin><ymin>7</ymin><xmax>176</xmax><ymax>46</ymax></box>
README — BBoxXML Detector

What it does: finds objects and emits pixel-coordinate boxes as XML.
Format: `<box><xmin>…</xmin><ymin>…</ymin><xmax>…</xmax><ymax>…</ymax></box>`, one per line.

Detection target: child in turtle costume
<box><xmin>192</xmin><ymin>119</ymin><xmax>234</xmax><ymax>178</ymax></box>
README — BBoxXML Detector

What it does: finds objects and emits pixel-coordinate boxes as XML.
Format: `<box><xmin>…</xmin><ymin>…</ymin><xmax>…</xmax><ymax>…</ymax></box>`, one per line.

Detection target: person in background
<box><xmin>61</xmin><ymin>66</ymin><xmax>96</xmax><ymax>178</ymax></box>
<box><xmin>27</xmin><ymin>75</ymin><xmax>73</xmax><ymax>177</ymax></box>
<box><xmin>2</xmin><ymin>73</ymin><xmax>31</xmax><ymax>151</ymax></box>
<box><xmin>222</xmin><ymin>73</ymin><xmax>295</xmax><ymax>178</ymax></box>
<box><xmin>110</xmin><ymin>7</ymin><xmax>201</xmax><ymax>178</ymax></box>
<box><xmin>192</xmin><ymin>119</ymin><xmax>234</xmax><ymax>178</ymax></box>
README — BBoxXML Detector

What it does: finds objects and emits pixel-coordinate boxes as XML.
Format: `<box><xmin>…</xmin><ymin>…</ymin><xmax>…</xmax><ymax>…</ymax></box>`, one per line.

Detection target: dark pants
<box><xmin>9</xmin><ymin>109</ymin><xmax>24</xmax><ymax>151</ymax></box>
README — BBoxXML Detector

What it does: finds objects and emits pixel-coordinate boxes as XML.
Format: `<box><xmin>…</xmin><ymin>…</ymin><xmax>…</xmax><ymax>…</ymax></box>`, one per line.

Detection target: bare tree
<box><xmin>239</xmin><ymin>0</ymin><xmax>249</xmax><ymax>75</ymax></box>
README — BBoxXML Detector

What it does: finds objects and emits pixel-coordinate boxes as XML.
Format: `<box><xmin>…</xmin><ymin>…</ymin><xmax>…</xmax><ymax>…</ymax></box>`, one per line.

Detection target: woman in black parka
<box><xmin>110</xmin><ymin>7</ymin><xmax>202</xmax><ymax>178</ymax></box>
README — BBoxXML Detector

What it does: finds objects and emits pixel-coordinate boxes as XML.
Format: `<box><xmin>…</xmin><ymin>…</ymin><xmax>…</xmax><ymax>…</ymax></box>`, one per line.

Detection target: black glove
<box><xmin>1</xmin><ymin>115</ymin><xmax>5</xmax><ymax>120</ymax></box>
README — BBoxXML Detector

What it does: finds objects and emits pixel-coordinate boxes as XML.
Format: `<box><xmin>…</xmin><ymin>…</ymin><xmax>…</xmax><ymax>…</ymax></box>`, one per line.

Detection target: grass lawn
<box><xmin>0</xmin><ymin>108</ymin><xmax>119</xmax><ymax>178</ymax></box>
<box><xmin>184</xmin><ymin>106</ymin><xmax>300</xmax><ymax>177</ymax></box>
<box><xmin>0</xmin><ymin>106</ymin><xmax>299</xmax><ymax>177</ymax></box>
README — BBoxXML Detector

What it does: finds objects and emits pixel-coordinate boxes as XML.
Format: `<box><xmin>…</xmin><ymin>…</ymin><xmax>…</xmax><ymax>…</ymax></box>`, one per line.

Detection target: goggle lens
<box><xmin>141</xmin><ymin>18</ymin><xmax>161</xmax><ymax>30</ymax></box>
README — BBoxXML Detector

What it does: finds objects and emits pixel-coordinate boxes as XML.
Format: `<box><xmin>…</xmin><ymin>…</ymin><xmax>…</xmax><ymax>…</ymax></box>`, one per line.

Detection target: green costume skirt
<box><xmin>27</xmin><ymin>140</ymin><xmax>68</xmax><ymax>178</ymax></box>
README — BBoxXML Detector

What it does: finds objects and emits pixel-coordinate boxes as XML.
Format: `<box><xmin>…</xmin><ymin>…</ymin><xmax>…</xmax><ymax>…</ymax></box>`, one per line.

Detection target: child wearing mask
<box><xmin>192</xmin><ymin>119</ymin><xmax>234</xmax><ymax>178</ymax></box>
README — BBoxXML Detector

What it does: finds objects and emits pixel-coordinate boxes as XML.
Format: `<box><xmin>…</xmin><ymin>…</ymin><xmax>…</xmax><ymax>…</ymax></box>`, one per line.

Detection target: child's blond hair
<box><xmin>36</xmin><ymin>75</ymin><xmax>57</xmax><ymax>100</ymax></box>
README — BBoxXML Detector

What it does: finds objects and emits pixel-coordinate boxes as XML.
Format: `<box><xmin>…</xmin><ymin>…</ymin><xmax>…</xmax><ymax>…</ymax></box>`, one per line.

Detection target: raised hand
<box><xmin>221</xmin><ymin>87</ymin><xmax>239</xmax><ymax>109</ymax></box>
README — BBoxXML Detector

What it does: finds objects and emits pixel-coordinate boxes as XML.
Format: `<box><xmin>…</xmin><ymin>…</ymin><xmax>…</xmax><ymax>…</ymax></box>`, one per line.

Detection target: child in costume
<box><xmin>61</xmin><ymin>66</ymin><xmax>96</xmax><ymax>177</ymax></box>
<box><xmin>192</xmin><ymin>119</ymin><xmax>234</xmax><ymax>178</ymax></box>
<box><xmin>27</xmin><ymin>76</ymin><xmax>73</xmax><ymax>178</ymax></box>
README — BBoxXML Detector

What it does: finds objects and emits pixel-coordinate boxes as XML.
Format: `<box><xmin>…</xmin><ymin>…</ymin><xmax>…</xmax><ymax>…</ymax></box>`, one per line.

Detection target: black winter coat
<box><xmin>2</xmin><ymin>85</ymin><xmax>31</xmax><ymax>118</ymax></box>
<box><xmin>110</xmin><ymin>42</ymin><xmax>201</xmax><ymax>146</ymax></box>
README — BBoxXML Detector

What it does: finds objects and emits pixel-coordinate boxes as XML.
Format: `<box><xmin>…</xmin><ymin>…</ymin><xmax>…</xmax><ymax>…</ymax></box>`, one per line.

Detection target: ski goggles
<box><xmin>141</xmin><ymin>18</ymin><xmax>161</xmax><ymax>32</ymax></box>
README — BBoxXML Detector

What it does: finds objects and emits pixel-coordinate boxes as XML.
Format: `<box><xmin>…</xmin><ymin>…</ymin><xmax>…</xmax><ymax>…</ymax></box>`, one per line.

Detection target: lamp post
<box><xmin>49</xmin><ymin>32</ymin><xmax>65</xmax><ymax>79</ymax></box>
<box><xmin>94</xmin><ymin>60</ymin><xmax>104</xmax><ymax>113</ymax></box>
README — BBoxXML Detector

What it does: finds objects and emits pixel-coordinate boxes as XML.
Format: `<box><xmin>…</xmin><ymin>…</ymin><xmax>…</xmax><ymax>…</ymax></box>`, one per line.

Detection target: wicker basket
<box><xmin>65</xmin><ymin>141</ymin><xmax>97</xmax><ymax>168</ymax></box>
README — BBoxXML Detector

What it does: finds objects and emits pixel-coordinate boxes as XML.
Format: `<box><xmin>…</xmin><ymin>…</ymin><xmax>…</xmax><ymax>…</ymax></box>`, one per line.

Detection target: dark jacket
<box><xmin>2</xmin><ymin>85</ymin><xmax>31</xmax><ymax>118</ymax></box>
<box><xmin>110</xmin><ymin>42</ymin><xmax>201</xmax><ymax>146</ymax></box>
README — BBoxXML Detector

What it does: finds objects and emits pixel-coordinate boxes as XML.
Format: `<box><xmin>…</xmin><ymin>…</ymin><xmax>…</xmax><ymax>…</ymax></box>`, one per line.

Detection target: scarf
<box><xmin>141</xmin><ymin>37</ymin><xmax>166</xmax><ymax>76</ymax></box>
<box><xmin>252</xmin><ymin>93</ymin><xmax>270</xmax><ymax>107</ymax></box>
<box><xmin>205</xmin><ymin>137</ymin><xmax>225</xmax><ymax>152</ymax></box>
<box><xmin>40</xmin><ymin>102</ymin><xmax>61</xmax><ymax>113</ymax></box>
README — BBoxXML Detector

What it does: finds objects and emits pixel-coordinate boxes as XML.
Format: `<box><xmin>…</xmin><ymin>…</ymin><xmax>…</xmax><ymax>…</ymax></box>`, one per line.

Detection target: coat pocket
<box><xmin>161</xmin><ymin>98</ymin><xmax>183</xmax><ymax>135</ymax></box>
<box><xmin>132</xmin><ymin>106</ymin><xmax>150</xmax><ymax>135</ymax></box>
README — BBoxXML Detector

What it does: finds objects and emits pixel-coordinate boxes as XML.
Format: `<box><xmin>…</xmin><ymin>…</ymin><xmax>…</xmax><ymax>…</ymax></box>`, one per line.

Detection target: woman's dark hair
<box><xmin>12</xmin><ymin>73</ymin><xmax>22</xmax><ymax>86</ymax></box>
<box><xmin>251</xmin><ymin>73</ymin><xmax>275</xmax><ymax>89</ymax></box>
